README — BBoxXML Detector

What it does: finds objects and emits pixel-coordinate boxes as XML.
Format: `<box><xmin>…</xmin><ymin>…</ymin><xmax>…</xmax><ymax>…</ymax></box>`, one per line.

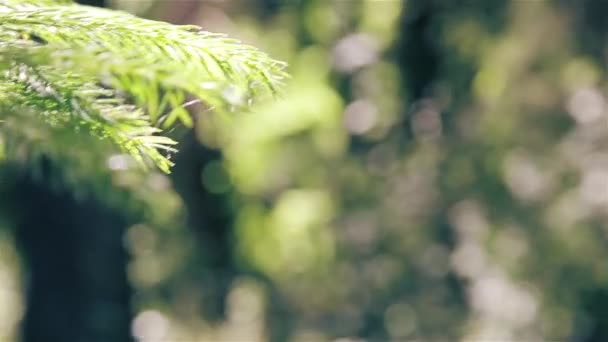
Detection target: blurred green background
<box><xmin>1</xmin><ymin>0</ymin><xmax>608</xmax><ymax>341</ymax></box>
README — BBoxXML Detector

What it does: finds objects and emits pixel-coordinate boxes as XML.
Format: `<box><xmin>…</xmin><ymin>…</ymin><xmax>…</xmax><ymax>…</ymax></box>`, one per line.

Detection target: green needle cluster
<box><xmin>0</xmin><ymin>0</ymin><xmax>288</xmax><ymax>173</ymax></box>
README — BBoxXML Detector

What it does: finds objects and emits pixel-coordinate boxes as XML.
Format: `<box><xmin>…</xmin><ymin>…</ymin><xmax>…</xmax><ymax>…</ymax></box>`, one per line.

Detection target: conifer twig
<box><xmin>0</xmin><ymin>0</ymin><xmax>288</xmax><ymax>172</ymax></box>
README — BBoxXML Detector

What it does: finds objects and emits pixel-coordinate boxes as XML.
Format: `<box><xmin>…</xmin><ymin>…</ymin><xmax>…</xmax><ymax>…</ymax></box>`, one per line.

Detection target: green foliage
<box><xmin>0</xmin><ymin>0</ymin><xmax>287</xmax><ymax>172</ymax></box>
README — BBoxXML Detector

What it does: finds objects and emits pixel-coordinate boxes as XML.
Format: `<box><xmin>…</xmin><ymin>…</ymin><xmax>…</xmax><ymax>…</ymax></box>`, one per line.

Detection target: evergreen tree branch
<box><xmin>0</xmin><ymin>0</ymin><xmax>288</xmax><ymax>172</ymax></box>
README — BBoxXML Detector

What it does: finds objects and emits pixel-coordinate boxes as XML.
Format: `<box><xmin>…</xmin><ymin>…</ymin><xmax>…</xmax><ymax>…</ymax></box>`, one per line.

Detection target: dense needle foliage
<box><xmin>0</xmin><ymin>0</ymin><xmax>287</xmax><ymax>172</ymax></box>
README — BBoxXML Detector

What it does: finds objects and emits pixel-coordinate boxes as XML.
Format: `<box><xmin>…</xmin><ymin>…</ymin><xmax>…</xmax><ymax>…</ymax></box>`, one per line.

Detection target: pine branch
<box><xmin>0</xmin><ymin>0</ymin><xmax>288</xmax><ymax>172</ymax></box>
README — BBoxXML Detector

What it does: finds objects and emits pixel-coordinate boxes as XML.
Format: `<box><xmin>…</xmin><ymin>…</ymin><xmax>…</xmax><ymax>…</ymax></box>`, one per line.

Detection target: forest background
<box><xmin>0</xmin><ymin>0</ymin><xmax>607</xmax><ymax>341</ymax></box>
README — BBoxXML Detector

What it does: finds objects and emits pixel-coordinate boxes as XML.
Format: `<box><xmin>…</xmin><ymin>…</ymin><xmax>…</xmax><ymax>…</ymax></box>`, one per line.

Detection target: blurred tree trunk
<box><xmin>171</xmin><ymin>131</ymin><xmax>236</xmax><ymax>322</ymax></box>
<box><xmin>170</xmin><ymin>130</ymin><xmax>294</xmax><ymax>341</ymax></box>
<box><xmin>393</xmin><ymin>0</ymin><xmax>440</xmax><ymax>144</ymax></box>
<box><xmin>395</xmin><ymin>1</ymin><xmax>439</xmax><ymax>101</ymax></box>
<box><xmin>12</xmin><ymin>170</ymin><xmax>131</xmax><ymax>342</ymax></box>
